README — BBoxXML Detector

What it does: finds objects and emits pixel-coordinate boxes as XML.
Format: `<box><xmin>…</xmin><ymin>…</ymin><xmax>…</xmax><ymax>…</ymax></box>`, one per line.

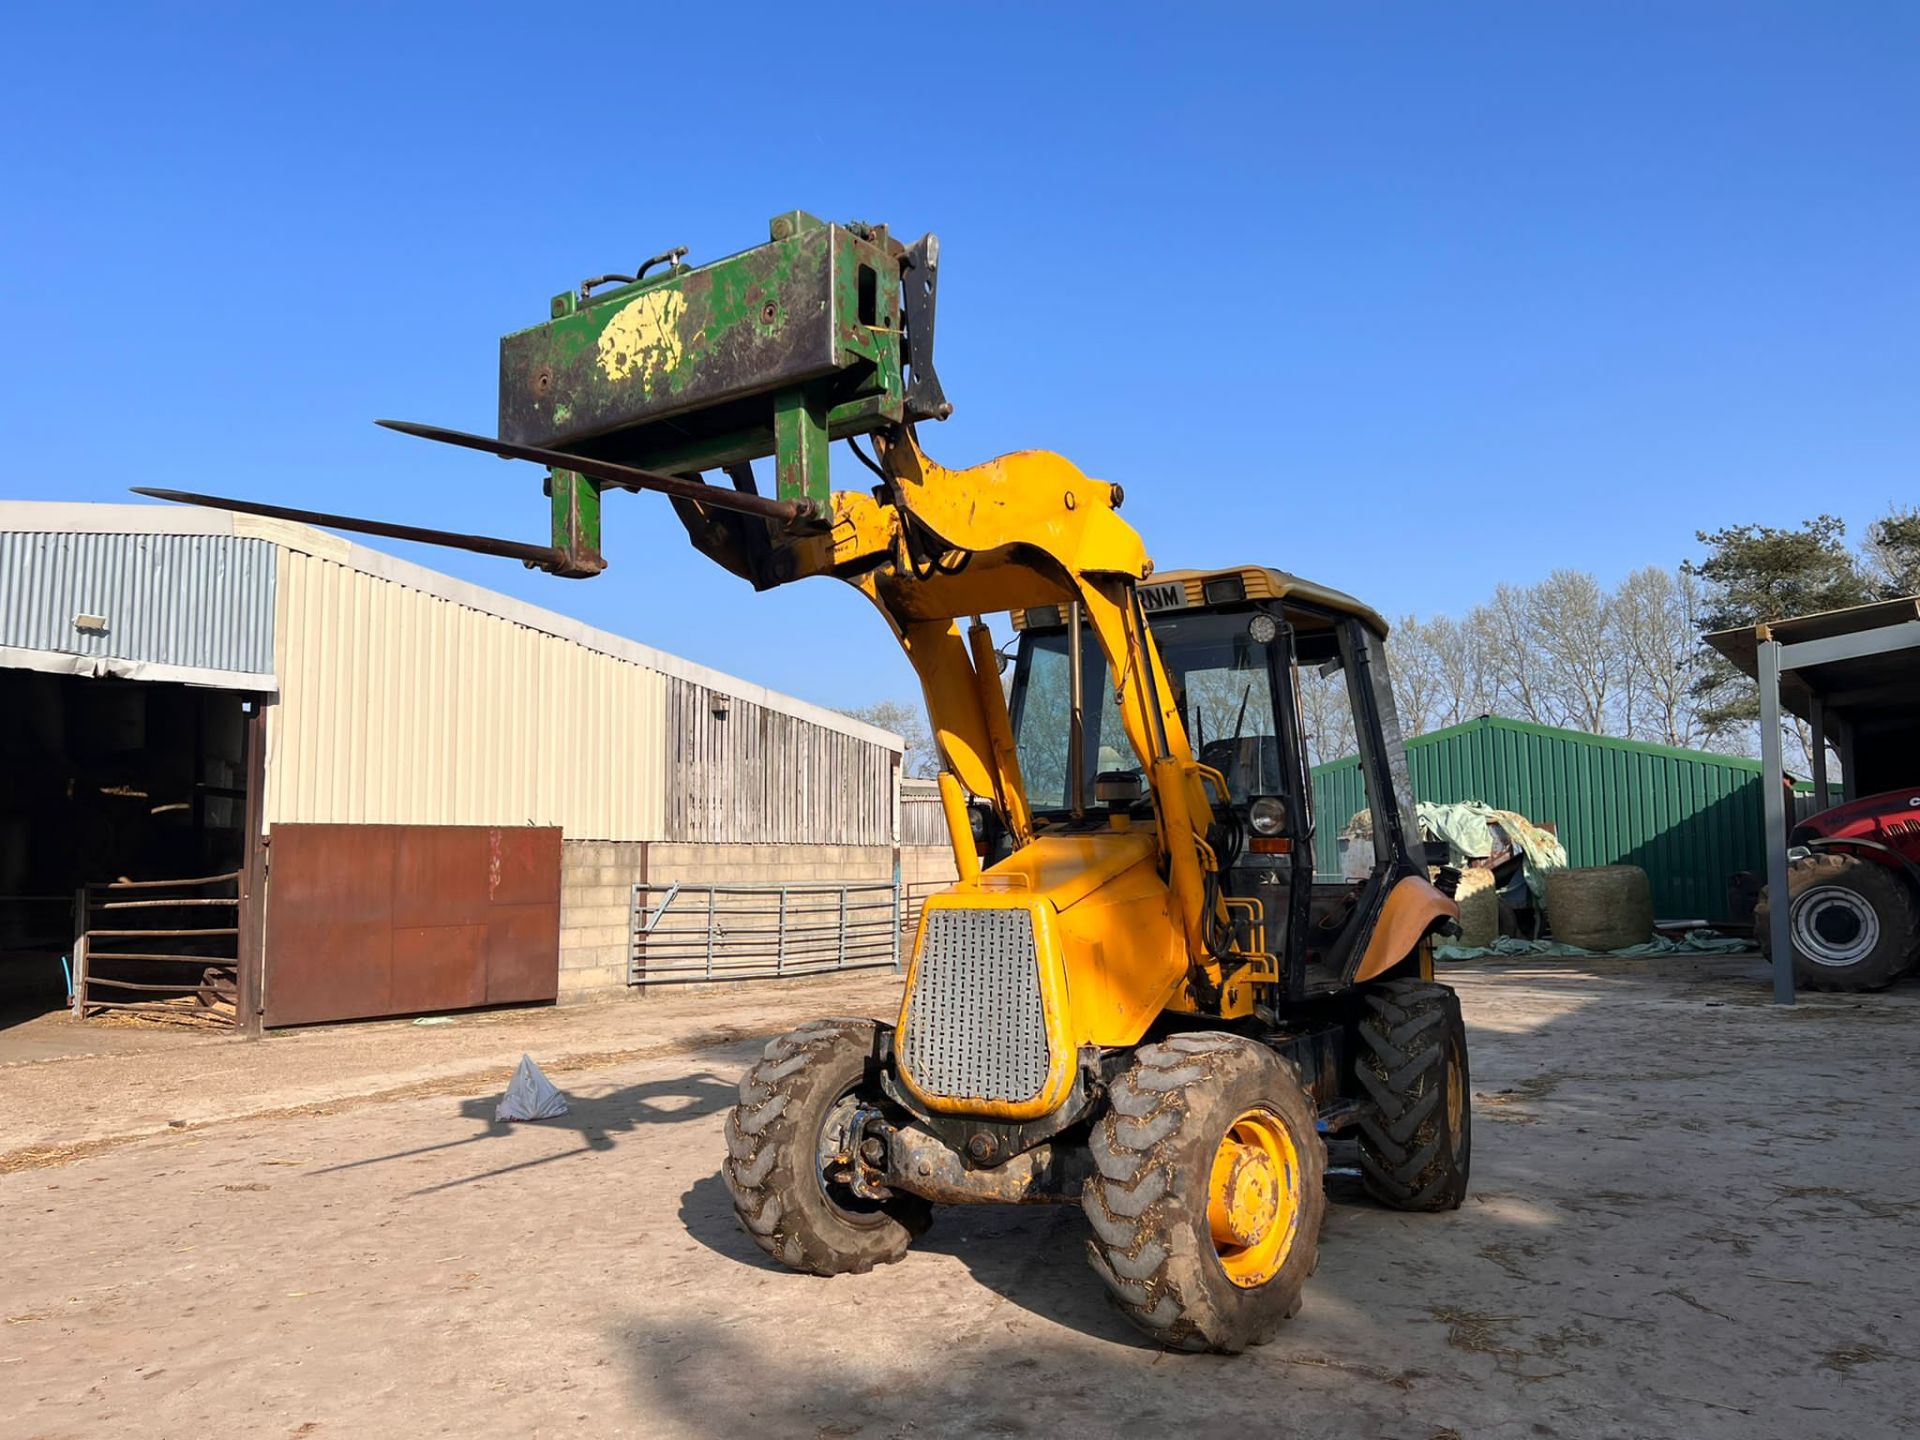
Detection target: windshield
<box><xmin>1010</xmin><ymin>610</ymin><xmax>1285</xmax><ymax>812</ymax></box>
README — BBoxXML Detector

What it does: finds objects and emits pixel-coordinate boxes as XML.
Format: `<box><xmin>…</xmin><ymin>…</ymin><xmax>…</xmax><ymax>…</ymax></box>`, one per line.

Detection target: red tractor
<box><xmin>1757</xmin><ymin>786</ymin><xmax>1920</xmax><ymax>990</ymax></box>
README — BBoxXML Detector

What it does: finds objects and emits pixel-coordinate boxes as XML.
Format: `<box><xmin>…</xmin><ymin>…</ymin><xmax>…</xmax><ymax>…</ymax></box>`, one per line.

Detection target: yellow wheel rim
<box><xmin>1206</xmin><ymin>1107</ymin><xmax>1303</xmax><ymax>1289</ymax></box>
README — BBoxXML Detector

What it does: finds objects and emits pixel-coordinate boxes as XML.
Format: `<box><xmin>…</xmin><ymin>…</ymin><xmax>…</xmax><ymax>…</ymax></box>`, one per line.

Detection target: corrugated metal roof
<box><xmin>0</xmin><ymin>501</ymin><xmax>903</xmax><ymax>751</ymax></box>
<box><xmin>0</xmin><ymin>528</ymin><xmax>276</xmax><ymax>679</ymax></box>
<box><xmin>1311</xmin><ymin>716</ymin><xmax>1774</xmax><ymax>921</ymax></box>
<box><xmin>1</xmin><ymin>501</ymin><xmax>910</xmax><ymax>843</ymax></box>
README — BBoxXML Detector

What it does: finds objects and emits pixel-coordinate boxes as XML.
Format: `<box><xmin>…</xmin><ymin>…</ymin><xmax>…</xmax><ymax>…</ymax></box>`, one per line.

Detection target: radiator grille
<box><xmin>900</xmin><ymin>908</ymin><xmax>1050</xmax><ymax>1103</ymax></box>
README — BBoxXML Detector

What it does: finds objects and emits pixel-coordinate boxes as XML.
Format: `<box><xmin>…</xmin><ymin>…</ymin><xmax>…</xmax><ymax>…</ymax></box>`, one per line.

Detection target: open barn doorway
<box><xmin>0</xmin><ymin>668</ymin><xmax>260</xmax><ymax>1047</ymax></box>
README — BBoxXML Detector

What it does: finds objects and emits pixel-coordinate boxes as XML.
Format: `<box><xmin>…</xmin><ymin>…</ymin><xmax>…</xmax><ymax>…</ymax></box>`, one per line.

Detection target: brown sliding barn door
<box><xmin>262</xmin><ymin>824</ymin><xmax>560</xmax><ymax>1026</ymax></box>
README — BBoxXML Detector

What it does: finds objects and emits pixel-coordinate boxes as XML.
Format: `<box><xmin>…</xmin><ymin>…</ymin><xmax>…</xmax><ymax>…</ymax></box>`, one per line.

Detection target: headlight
<box><xmin>1248</xmin><ymin>796</ymin><xmax>1286</xmax><ymax>836</ymax></box>
<box><xmin>1247</xmin><ymin>612</ymin><xmax>1278</xmax><ymax>644</ymax></box>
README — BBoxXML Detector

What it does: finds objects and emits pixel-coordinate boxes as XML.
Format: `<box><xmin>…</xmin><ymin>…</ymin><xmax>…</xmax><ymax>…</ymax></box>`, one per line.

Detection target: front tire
<box><xmin>1757</xmin><ymin>853</ymin><xmax>1920</xmax><ymax>992</ymax></box>
<box><xmin>723</xmin><ymin>1018</ymin><xmax>931</xmax><ymax>1275</ymax></box>
<box><xmin>1083</xmin><ymin>1033</ymin><xmax>1325</xmax><ymax>1353</ymax></box>
<box><xmin>1355</xmin><ymin>980</ymin><xmax>1472</xmax><ymax>1211</ymax></box>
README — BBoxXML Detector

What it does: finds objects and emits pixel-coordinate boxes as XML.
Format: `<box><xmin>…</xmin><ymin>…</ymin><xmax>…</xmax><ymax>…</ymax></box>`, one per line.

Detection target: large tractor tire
<box><xmin>724</xmin><ymin>1018</ymin><xmax>931</xmax><ymax>1275</ymax></box>
<box><xmin>1355</xmin><ymin>980</ymin><xmax>1472</xmax><ymax>1212</ymax></box>
<box><xmin>1083</xmin><ymin>1033</ymin><xmax>1325</xmax><ymax>1354</ymax></box>
<box><xmin>1756</xmin><ymin>853</ymin><xmax>1920</xmax><ymax>992</ymax></box>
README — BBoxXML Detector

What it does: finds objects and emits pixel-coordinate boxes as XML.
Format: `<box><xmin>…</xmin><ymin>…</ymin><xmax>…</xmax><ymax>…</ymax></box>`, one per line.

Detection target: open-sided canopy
<box><xmin>1705</xmin><ymin>592</ymin><xmax>1920</xmax><ymax>1004</ymax></box>
<box><xmin>1706</xmin><ymin>595</ymin><xmax>1920</xmax><ymax>797</ymax></box>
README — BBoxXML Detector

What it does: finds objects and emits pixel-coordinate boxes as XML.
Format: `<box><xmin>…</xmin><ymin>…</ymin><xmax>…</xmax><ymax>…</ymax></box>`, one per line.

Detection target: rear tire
<box><xmin>1083</xmin><ymin>1033</ymin><xmax>1325</xmax><ymax>1353</ymax></box>
<box><xmin>1355</xmin><ymin>980</ymin><xmax>1472</xmax><ymax>1212</ymax></box>
<box><xmin>1757</xmin><ymin>853</ymin><xmax>1920</xmax><ymax>992</ymax></box>
<box><xmin>723</xmin><ymin>1018</ymin><xmax>931</xmax><ymax>1276</ymax></box>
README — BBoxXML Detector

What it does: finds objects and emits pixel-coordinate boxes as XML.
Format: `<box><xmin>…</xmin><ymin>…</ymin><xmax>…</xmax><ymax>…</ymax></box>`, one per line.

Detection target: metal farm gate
<box><xmin>629</xmin><ymin>881</ymin><xmax>901</xmax><ymax>985</ymax></box>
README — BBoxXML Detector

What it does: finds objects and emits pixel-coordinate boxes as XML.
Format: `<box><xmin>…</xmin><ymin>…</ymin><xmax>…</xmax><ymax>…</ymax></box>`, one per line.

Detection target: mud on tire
<box><xmin>1355</xmin><ymin>979</ymin><xmax>1471</xmax><ymax>1212</ymax></box>
<box><xmin>1082</xmin><ymin>1033</ymin><xmax>1326</xmax><ymax>1354</ymax></box>
<box><xmin>723</xmin><ymin>1018</ymin><xmax>930</xmax><ymax>1276</ymax></box>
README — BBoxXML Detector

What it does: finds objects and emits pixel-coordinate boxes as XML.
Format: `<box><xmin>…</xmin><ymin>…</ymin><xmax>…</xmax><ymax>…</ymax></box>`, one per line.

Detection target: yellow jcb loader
<box><xmin>143</xmin><ymin>213</ymin><xmax>1472</xmax><ymax>1352</ymax></box>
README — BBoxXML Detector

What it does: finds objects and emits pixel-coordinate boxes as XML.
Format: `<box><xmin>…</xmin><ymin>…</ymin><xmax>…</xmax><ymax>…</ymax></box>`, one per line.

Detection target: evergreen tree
<box><xmin>1684</xmin><ymin>516</ymin><xmax>1876</xmax><ymax>739</ymax></box>
<box><xmin>1864</xmin><ymin>506</ymin><xmax>1920</xmax><ymax>598</ymax></box>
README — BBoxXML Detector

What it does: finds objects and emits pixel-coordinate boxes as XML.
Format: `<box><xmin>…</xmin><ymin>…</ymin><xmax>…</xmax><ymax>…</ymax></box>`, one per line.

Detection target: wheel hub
<box><xmin>1209</xmin><ymin>1143</ymin><xmax>1280</xmax><ymax>1247</ymax></box>
<box><xmin>1445</xmin><ymin>1051</ymin><xmax>1465</xmax><ymax>1141</ymax></box>
<box><xmin>1206</xmin><ymin>1107</ymin><xmax>1303</xmax><ymax>1289</ymax></box>
<box><xmin>1793</xmin><ymin>884</ymin><xmax>1880</xmax><ymax>967</ymax></box>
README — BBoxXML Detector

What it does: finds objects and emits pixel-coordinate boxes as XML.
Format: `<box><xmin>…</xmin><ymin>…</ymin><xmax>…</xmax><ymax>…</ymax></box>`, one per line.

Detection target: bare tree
<box><xmin>1296</xmin><ymin>666</ymin><xmax>1357</xmax><ymax>768</ymax></box>
<box><xmin>1472</xmin><ymin>583</ymin><xmax>1550</xmax><ymax>726</ymax></box>
<box><xmin>1387</xmin><ymin>616</ymin><xmax>1450</xmax><ymax>737</ymax></box>
<box><xmin>838</xmin><ymin>699</ymin><xmax>943</xmax><ymax>778</ymax></box>
<box><xmin>1425</xmin><ymin>615</ymin><xmax>1492</xmax><ymax>728</ymax></box>
<box><xmin>1523</xmin><ymin>569</ymin><xmax>1616</xmax><ymax>732</ymax></box>
<box><xmin>1612</xmin><ymin>565</ymin><xmax>1706</xmax><ymax>747</ymax></box>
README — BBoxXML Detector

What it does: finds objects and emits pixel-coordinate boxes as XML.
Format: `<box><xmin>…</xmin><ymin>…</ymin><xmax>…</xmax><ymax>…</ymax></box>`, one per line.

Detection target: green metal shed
<box><xmin>1310</xmin><ymin>716</ymin><xmax>1774</xmax><ymax>922</ymax></box>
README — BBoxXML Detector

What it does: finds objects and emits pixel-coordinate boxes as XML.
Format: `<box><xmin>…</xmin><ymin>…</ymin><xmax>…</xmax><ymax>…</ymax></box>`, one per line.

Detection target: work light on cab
<box><xmin>1249</xmin><ymin>796</ymin><xmax>1287</xmax><ymax>836</ymax></box>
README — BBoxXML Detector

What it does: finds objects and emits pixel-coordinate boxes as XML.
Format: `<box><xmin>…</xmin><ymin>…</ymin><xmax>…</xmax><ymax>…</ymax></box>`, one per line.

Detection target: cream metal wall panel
<box><xmin>267</xmin><ymin>550</ymin><xmax>668</xmax><ymax>839</ymax></box>
<box><xmin>664</xmin><ymin>677</ymin><xmax>895</xmax><ymax>845</ymax></box>
<box><xmin>0</xmin><ymin>529</ymin><xmax>276</xmax><ymax>679</ymax></box>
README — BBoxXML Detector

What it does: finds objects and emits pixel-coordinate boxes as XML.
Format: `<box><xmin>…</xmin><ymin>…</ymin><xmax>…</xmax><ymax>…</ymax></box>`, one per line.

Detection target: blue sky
<box><xmin>3</xmin><ymin>4</ymin><xmax>1915</xmax><ymax>710</ymax></box>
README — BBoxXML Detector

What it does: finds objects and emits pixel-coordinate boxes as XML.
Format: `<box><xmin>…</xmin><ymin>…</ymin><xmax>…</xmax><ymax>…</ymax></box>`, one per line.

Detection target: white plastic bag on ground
<box><xmin>496</xmin><ymin>1054</ymin><xmax>569</xmax><ymax>1121</ymax></box>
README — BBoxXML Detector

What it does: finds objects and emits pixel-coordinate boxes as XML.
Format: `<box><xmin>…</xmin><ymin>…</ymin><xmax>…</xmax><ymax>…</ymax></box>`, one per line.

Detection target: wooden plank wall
<box><xmin>664</xmin><ymin>677</ymin><xmax>894</xmax><ymax>845</ymax></box>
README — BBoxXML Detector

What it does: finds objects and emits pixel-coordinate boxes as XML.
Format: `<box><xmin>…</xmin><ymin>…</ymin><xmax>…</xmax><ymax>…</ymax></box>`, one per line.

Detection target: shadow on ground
<box><xmin>310</xmin><ymin>1058</ymin><xmax>750</xmax><ymax>1195</ymax></box>
<box><xmin>679</xmin><ymin>1168</ymin><xmax>1144</xmax><ymax>1347</ymax></box>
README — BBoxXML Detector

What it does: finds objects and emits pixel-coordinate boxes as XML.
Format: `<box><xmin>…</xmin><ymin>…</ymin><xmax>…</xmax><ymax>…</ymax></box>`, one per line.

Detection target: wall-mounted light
<box><xmin>710</xmin><ymin>693</ymin><xmax>731</xmax><ymax>720</ymax></box>
<box><xmin>73</xmin><ymin>612</ymin><xmax>107</xmax><ymax>633</ymax></box>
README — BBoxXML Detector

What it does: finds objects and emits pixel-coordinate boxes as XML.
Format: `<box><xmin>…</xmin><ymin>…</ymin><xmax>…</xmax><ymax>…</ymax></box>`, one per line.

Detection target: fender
<box><xmin>1353</xmin><ymin>874</ymin><xmax>1459</xmax><ymax>983</ymax></box>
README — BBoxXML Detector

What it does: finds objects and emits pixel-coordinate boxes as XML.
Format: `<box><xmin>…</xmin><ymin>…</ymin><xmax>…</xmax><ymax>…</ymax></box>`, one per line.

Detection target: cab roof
<box><xmin>1009</xmin><ymin>564</ymin><xmax>1389</xmax><ymax>636</ymax></box>
<box><xmin>1152</xmin><ymin>566</ymin><xmax>1390</xmax><ymax>636</ymax></box>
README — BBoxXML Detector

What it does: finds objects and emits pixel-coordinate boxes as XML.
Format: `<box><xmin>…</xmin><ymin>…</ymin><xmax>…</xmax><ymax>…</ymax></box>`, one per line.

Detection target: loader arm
<box><xmin>691</xmin><ymin>428</ymin><xmax>1228</xmax><ymax>965</ymax></box>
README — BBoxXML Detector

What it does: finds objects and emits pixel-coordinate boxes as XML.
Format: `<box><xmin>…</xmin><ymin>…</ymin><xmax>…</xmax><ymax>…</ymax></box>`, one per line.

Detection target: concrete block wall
<box><xmin>902</xmin><ymin>843</ymin><xmax>959</xmax><ymax>893</ymax></box>
<box><xmin>559</xmin><ymin>840</ymin><xmax>954</xmax><ymax>1000</ymax></box>
<box><xmin>557</xmin><ymin>840</ymin><xmax>649</xmax><ymax>1002</ymax></box>
<box><xmin>644</xmin><ymin>842</ymin><xmax>893</xmax><ymax>888</ymax></box>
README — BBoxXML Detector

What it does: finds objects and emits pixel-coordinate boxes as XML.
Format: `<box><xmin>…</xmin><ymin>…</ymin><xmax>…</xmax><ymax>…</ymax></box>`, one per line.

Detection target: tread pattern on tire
<box><xmin>1082</xmin><ymin>1032</ymin><xmax>1324</xmax><ymax>1354</ymax></box>
<box><xmin>1756</xmin><ymin>852</ymin><xmax>1920</xmax><ymax>992</ymax></box>
<box><xmin>723</xmin><ymin>1018</ymin><xmax>928</xmax><ymax>1277</ymax></box>
<box><xmin>1355</xmin><ymin>979</ymin><xmax>1470</xmax><ymax>1212</ymax></box>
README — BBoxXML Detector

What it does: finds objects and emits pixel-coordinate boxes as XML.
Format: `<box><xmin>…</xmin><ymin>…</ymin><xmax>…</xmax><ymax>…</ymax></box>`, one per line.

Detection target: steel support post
<box><xmin>1757</xmin><ymin>639</ymin><xmax>1795</xmax><ymax>1004</ymax></box>
<box><xmin>1808</xmin><ymin>696</ymin><xmax>1829</xmax><ymax>812</ymax></box>
<box><xmin>70</xmin><ymin>888</ymin><xmax>87</xmax><ymax>1020</ymax></box>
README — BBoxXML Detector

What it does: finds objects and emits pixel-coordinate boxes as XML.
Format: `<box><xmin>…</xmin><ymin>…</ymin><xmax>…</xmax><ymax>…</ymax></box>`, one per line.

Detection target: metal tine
<box><xmin>375</xmin><ymin>419</ymin><xmax>810</xmax><ymax>523</ymax></box>
<box><xmin>131</xmin><ymin>488</ymin><xmax>569</xmax><ymax>568</ymax></box>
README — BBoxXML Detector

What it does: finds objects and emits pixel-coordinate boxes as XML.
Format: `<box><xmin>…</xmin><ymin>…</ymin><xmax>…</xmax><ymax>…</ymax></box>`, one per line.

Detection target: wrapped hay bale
<box><xmin>1452</xmin><ymin>867</ymin><xmax>1500</xmax><ymax>950</ymax></box>
<box><xmin>1544</xmin><ymin>865</ymin><xmax>1654</xmax><ymax>951</ymax></box>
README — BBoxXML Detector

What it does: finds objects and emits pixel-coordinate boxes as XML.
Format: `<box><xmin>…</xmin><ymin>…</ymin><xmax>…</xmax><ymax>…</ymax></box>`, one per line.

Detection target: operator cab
<box><xmin>1005</xmin><ymin>565</ymin><xmax>1429</xmax><ymax>1002</ymax></box>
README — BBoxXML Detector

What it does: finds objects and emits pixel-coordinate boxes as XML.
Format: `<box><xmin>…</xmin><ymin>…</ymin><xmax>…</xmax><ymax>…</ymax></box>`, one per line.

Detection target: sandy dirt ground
<box><xmin>2</xmin><ymin>956</ymin><xmax>1917</xmax><ymax>1440</ymax></box>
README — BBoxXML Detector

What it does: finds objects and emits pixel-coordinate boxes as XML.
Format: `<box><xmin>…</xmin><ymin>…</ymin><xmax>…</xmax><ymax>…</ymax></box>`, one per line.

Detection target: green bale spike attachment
<box><xmin>499</xmin><ymin>213</ymin><xmax>948</xmax><ymax>553</ymax></box>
